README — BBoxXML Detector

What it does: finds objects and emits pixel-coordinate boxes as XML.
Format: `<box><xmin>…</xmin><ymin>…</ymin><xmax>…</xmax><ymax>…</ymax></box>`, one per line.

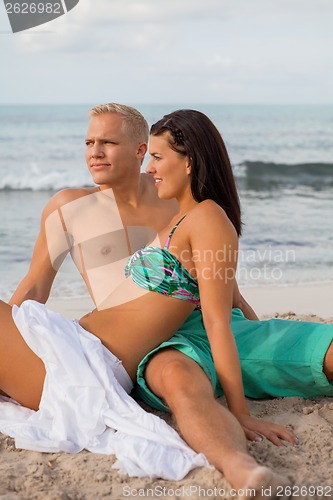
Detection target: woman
<box><xmin>0</xmin><ymin>110</ymin><xmax>292</xmax><ymax>494</ymax></box>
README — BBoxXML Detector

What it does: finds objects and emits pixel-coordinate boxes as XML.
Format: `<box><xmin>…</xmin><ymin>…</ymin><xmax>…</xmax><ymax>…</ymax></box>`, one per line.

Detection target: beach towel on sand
<box><xmin>0</xmin><ymin>300</ymin><xmax>209</xmax><ymax>480</ymax></box>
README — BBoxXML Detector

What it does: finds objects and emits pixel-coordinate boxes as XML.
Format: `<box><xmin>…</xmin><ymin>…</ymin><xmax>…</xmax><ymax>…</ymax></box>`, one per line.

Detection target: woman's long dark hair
<box><xmin>150</xmin><ymin>109</ymin><xmax>242</xmax><ymax>236</ymax></box>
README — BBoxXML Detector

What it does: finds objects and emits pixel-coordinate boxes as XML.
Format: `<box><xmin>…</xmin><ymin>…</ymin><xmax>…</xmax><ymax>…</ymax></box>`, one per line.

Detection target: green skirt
<box><xmin>136</xmin><ymin>308</ymin><xmax>333</xmax><ymax>412</ymax></box>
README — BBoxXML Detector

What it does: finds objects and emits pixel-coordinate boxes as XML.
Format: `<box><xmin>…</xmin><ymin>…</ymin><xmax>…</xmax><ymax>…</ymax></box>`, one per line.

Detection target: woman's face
<box><xmin>146</xmin><ymin>132</ymin><xmax>191</xmax><ymax>200</ymax></box>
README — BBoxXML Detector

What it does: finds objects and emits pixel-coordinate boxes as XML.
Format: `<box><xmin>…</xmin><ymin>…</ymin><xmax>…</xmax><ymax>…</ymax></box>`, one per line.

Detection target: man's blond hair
<box><xmin>89</xmin><ymin>103</ymin><xmax>149</xmax><ymax>144</ymax></box>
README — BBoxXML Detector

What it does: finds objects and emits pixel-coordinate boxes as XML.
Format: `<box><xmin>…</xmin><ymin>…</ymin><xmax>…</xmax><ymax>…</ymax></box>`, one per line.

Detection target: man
<box><xmin>10</xmin><ymin>103</ymin><xmax>333</xmax><ymax>455</ymax></box>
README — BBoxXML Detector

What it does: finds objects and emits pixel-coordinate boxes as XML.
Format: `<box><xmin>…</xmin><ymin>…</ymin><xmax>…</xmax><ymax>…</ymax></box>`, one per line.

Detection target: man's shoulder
<box><xmin>42</xmin><ymin>187</ymin><xmax>98</xmax><ymax>217</ymax></box>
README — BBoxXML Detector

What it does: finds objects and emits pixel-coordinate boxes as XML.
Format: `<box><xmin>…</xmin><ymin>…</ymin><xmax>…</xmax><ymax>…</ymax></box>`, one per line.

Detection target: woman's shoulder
<box><xmin>185</xmin><ymin>201</ymin><xmax>238</xmax><ymax>270</ymax></box>
<box><xmin>188</xmin><ymin>200</ymin><xmax>234</xmax><ymax>228</ymax></box>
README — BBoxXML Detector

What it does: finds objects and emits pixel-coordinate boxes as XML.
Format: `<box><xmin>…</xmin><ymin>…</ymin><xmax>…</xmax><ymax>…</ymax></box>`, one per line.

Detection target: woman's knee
<box><xmin>145</xmin><ymin>352</ymin><xmax>190</xmax><ymax>393</ymax></box>
<box><xmin>146</xmin><ymin>351</ymin><xmax>212</xmax><ymax>404</ymax></box>
<box><xmin>0</xmin><ymin>301</ymin><xmax>15</xmax><ymax>351</ymax></box>
<box><xmin>160</xmin><ymin>358</ymin><xmax>196</xmax><ymax>390</ymax></box>
<box><xmin>0</xmin><ymin>301</ymin><xmax>45</xmax><ymax>408</ymax></box>
<box><xmin>0</xmin><ymin>300</ymin><xmax>12</xmax><ymax>315</ymax></box>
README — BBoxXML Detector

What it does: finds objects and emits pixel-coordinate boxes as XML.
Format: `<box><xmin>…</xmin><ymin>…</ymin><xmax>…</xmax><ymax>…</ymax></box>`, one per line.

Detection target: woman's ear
<box><xmin>186</xmin><ymin>160</ymin><xmax>191</xmax><ymax>175</ymax></box>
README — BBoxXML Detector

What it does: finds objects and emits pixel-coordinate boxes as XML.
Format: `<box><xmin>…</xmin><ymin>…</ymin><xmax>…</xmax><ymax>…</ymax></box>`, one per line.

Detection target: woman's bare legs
<box><xmin>0</xmin><ymin>300</ymin><xmax>45</xmax><ymax>410</ymax></box>
<box><xmin>145</xmin><ymin>349</ymin><xmax>291</xmax><ymax>497</ymax></box>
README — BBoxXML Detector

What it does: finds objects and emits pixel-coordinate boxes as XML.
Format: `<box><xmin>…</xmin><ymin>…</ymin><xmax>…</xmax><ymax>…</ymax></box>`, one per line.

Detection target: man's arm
<box><xmin>232</xmin><ymin>280</ymin><xmax>259</xmax><ymax>320</ymax></box>
<box><xmin>9</xmin><ymin>191</ymin><xmax>74</xmax><ymax>306</ymax></box>
<box><xmin>9</xmin><ymin>231</ymin><xmax>57</xmax><ymax>306</ymax></box>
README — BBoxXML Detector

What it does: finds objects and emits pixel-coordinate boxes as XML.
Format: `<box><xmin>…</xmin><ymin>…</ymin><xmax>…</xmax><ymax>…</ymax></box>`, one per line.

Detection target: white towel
<box><xmin>0</xmin><ymin>300</ymin><xmax>209</xmax><ymax>480</ymax></box>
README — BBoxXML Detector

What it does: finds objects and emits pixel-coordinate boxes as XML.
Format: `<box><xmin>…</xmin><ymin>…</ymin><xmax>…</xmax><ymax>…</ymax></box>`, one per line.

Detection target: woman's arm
<box><xmin>188</xmin><ymin>201</ymin><xmax>296</xmax><ymax>444</ymax></box>
<box><xmin>189</xmin><ymin>201</ymin><xmax>249</xmax><ymax>417</ymax></box>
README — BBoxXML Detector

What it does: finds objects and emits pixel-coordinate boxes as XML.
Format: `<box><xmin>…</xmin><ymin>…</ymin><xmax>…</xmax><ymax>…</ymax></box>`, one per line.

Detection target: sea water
<box><xmin>0</xmin><ymin>104</ymin><xmax>332</xmax><ymax>300</ymax></box>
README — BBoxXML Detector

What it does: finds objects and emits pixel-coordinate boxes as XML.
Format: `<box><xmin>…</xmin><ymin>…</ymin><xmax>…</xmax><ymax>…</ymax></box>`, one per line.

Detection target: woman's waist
<box><xmin>78</xmin><ymin>297</ymin><xmax>195</xmax><ymax>380</ymax></box>
<box><xmin>81</xmin><ymin>295</ymin><xmax>194</xmax><ymax>331</ymax></box>
<box><xmin>80</xmin><ymin>294</ymin><xmax>194</xmax><ymax>343</ymax></box>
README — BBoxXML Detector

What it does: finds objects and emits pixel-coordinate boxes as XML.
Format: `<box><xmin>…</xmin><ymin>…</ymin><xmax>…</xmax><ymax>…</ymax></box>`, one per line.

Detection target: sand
<box><xmin>242</xmin><ymin>283</ymin><xmax>333</xmax><ymax>320</ymax></box>
<box><xmin>1</xmin><ymin>286</ymin><xmax>333</xmax><ymax>499</ymax></box>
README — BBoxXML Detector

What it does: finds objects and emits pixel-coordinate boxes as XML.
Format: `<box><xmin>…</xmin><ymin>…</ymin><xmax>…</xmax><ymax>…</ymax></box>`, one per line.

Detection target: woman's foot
<box><xmin>241</xmin><ymin>466</ymin><xmax>292</xmax><ymax>499</ymax></box>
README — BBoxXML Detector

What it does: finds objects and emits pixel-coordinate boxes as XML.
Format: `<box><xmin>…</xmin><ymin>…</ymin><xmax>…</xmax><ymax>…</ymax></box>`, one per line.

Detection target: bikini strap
<box><xmin>164</xmin><ymin>215</ymin><xmax>187</xmax><ymax>249</ymax></box>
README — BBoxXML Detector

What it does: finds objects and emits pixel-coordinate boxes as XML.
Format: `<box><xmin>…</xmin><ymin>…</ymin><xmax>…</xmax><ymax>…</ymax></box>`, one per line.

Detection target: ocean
<box><xmin>0</xmin><ymin>104</ymin><xmax>332</xmax><ymax>300</ymax></box>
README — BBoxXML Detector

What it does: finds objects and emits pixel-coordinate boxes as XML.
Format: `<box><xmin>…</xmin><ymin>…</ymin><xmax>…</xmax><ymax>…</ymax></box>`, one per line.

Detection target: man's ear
<box><xmin>137</xmin><ymin>142</ymin><xmax>147</xmax><ymax>159</ymax></box>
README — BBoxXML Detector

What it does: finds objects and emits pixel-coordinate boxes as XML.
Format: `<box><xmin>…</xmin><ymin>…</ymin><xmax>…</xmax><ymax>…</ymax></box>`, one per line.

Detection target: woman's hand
<box><xmin>236</xmin><ymin>413</ymin><xmax>298</xmax><ymax>447</ymax></box>
<box><xmin>232</xmin><ymin>281</ymin><xmax>259</xmax><ymax>320</ymax></box>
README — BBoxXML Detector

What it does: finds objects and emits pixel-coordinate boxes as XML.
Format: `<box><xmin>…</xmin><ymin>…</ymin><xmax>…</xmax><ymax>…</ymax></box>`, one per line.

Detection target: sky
<box><xmin>0</xmin><ymin>0</ymin><xmax>332</xmax><ymax>104</ymax></box>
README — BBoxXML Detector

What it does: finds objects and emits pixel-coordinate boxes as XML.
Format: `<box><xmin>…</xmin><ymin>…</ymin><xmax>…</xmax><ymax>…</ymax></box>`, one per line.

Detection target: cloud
<box><xmin>11</xmin><ymin>0</ymin><xmax>333</xmax><ymax>56</ymax></box>
<box><xmin>1</xmin><ymin>0</ymin><xmax>332</xmax><ymax>104</ymax></box>
<box><xmin>79</xmin><ymin>0</ymin><xmax>231</xmax><ymax>24</ymax></box>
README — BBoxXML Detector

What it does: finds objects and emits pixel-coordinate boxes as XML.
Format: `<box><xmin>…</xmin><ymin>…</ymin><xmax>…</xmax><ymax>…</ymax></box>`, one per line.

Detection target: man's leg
<box><xmin>231</xmin><ymin>309</ymin><xmax>333</xmax><ymax>398</ymax></box>
<box><xmin>144</xmin><ymin>348</ymin><xmax>288</xmax><ymax>493</ymax></box>
<box><xmin>0</xmin><ymin>300</ymin><xmax>45</xmax><ymax>409</ymax></box>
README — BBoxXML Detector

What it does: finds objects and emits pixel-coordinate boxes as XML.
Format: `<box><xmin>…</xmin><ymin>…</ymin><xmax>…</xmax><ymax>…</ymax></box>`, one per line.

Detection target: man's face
<box><xmin>85</xmin><ymin>113</ymin><xmax>144</xmax><ymax>187</ymax></box>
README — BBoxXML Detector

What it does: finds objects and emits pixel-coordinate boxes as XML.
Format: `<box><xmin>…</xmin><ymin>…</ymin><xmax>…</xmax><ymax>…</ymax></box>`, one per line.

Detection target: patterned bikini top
<box><xmin>124</xmin><ymin>215</ymin><xmax>200</xmax><ymax>306</ymax></box>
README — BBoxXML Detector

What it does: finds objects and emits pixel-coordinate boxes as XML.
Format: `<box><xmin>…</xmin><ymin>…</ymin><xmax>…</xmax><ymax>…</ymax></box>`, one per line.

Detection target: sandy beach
<box><xmin>1</xmin><ymin>285</ymin><xmax>332</xmax><ymax>499</ymax></box>
<box><xmin>242</xmin><ymin>283</ymin><xmax>333</xmax><ymax>320</ymax></box>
